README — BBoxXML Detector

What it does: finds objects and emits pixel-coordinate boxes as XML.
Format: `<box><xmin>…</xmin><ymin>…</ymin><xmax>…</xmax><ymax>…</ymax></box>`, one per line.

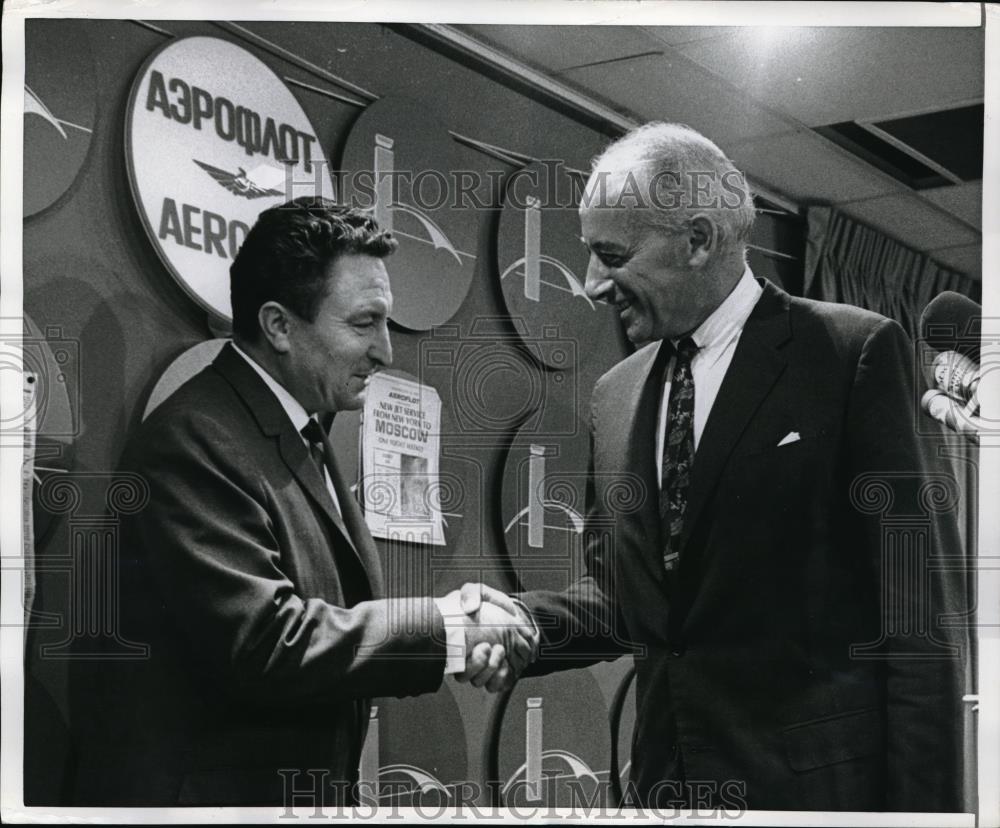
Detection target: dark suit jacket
<box><xmin>71</xmin><ymin>343</ymin><xmax>446</xmax><ymax>806</ymax></box>
<box><xmin>520</xmin><ymin>280</ymin><xmax>965</xmax><ymax>812</ymax></box>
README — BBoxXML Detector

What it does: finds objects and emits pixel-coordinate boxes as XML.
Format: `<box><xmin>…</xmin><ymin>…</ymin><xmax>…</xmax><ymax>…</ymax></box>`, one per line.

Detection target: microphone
<box><xmin>921</xmin><ymin>389</ymin><xmax>982</xmax><ymax>444</ymax></box>
<box><xmin>932</xmin><ymin>350</ymin><xmax>980</xmax><ymax>406</ymax></box>
<box><xmin>919</xmin><ymin>291</ymin><xmax>981</xmax><ymax>361</ymax></box>
<box><xmin>919</xmin><ymin>292</ymin><xmax>984</xmax><ymax>437</ymax></box>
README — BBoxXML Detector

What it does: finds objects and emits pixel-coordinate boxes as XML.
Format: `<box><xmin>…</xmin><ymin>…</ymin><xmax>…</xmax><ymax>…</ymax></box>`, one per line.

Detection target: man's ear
<box><xmin>687</xmin><ymin>214</ymin><xmax>717</xmax><ymax>268</ymax></box>
<box><xmin>258</xmin><ymin>302</ymin><xmax>293</xmax><ymax>354</ymax></box>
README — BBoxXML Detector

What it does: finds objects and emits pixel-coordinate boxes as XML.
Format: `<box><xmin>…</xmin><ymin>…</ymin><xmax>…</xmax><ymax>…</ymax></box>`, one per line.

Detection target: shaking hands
<box><xmin>438</xmin><ymin>583</ymin><xmax>539</xmax><ymax>693</ymax></box>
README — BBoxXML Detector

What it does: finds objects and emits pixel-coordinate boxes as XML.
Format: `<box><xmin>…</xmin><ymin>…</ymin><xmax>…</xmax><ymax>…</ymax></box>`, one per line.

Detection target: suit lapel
<box><xmin>212</xmin><ymin>344</ymin><xmax>373</xmax><ymax>589</ymax></box>
<box><xmin>679</xmin><ymin>280</ymin><xmax>792</xmax><ymax>553</ymax></box>
<box><xmin>320</xmin><ymin>425</ymin><xmax>385</xmax><ymax>599</ymax></box>
<box><xmin>616</xmin><ymin>341</ymin><xmax>672</xmax><ymax>580</ymax></box>
<box><xmin>277</xmin><ymin>428</ymin><xmax>354</xmax><ymax>550</ymax></box>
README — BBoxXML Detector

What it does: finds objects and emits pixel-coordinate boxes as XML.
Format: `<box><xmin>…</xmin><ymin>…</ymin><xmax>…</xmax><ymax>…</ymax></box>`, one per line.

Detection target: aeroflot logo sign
<box><xmin>126</xmin><ymin>36</ymin><xmax>334</xmax><ymax>323</ymax></box>
<box><xmin>144</xmin><ymin>71</ymin><xmax>322</xmax><ymax>170</ymax></box>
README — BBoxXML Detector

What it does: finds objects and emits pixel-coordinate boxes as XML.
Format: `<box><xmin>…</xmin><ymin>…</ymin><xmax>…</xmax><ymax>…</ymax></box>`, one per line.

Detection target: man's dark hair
<box><xmin>230</xmin><ymin>197</ymin><xmax>397</xmax><ymax>341</ymax></box>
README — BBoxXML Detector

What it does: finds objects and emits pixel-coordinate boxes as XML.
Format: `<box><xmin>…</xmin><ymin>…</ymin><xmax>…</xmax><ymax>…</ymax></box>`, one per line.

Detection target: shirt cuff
<box><xmin>434</xmin><ymin>593</ymin><xmax>467</xmax><ymax>675</ymax></box>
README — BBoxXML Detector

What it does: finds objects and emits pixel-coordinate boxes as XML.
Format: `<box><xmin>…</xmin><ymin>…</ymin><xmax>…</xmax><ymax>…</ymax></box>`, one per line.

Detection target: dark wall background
<box><xmin>23</xmin><ymin>18</ymin><xmax>805</xmax><ymax>806</ymax></box>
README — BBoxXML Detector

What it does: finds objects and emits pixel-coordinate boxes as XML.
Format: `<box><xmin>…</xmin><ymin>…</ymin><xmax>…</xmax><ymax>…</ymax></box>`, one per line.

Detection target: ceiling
<box><xmin>454</xmin><ymin>24</ymin><xmax>984</xmax><ymax>279</ymax></box>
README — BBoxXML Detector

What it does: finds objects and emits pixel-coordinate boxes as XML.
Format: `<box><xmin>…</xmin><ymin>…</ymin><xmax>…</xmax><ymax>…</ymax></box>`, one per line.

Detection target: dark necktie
<box><xmin>301</xmin><ymin>417</ymin><xmax>329</xmax><ymax>483</ymax></box>
<box><xmin>300</xmin><ymin>415</ymin><xmax>384</xmax><ymax>600</ymax></box>
<box><xmin>300</xmin><ymin>416</ymin><xmax>375</xmax><ymax>744</ymax></box>
<box><xmin>659</xmin><ymin>337</ymin><xmax>699</xmax><ymax>572</ymax></box>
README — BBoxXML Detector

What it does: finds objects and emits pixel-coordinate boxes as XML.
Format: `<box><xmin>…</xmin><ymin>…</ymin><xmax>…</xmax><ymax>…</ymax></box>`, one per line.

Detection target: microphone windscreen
<box><xmin>919</xmin><ymin>291</ymin><xmax>982</xmax><ymax>359</ymax></box>
<box><xmin>932</xmin><ymin>350</ymin><xmax>980</xmax><ymax>403</ymax></box>
<box><xmin>921</xmin><ymin>389</ymin><xmax>982</xmax><ymax>443</ymax></box>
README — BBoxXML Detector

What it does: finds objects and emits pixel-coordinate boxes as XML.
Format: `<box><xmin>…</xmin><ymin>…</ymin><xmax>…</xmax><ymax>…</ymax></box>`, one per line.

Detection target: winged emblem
<box><xmin>378</xmin><ymin>764</ymin><xmax>452</xmax><ymax>798</ymax></box>
<box><xmin>502</xmin><ymin>749</ymin><xmax>600</xmax><ymax>795</ymax></box>
<box><xmin>391</xmin><ymin>203</ymin><xmax>464</xmax><ymax>265</ymax></box>
<box><xmin>501</xmin><ymin>255</ymin><xmax>596</xmax><ymax>309</ymax></box>
<box><xmin>193</xmin><ymin>159</ymin><xmax>284</xmax><ymax>199</ymax></box>
<box><xmin>24</xmin><ymin>85</ymin><xmax>68</xmax><ymax>140</ymax></box>
<box><xmin>504</xmin><ymin>501</ymin><xmax>584</xmax><ymax>536</ymax></box>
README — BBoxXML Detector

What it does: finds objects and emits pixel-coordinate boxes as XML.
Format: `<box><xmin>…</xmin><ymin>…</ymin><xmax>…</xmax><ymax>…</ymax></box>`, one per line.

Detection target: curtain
<box><xmin>806</xmin><ymin>205</ymin><xmax>980</xmax><ymax>811</ymax></box>
<box><xmin>804</xmin><ymin>206</ymin><xmax>980</xmax><ymax>339</ymax></box>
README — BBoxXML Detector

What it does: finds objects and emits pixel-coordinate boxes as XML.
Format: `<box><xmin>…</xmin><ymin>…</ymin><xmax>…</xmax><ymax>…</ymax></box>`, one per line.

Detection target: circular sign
<box><xmin>500</xmin><ymin>397</ymin><xmax>590</xmax><ymax>593</ymax></box>
<box><xmin>496</xmin><ymin>671</ymin><xmax>611</xmax><ymax>808</ymax></box>
<box><xmin>368</xmin><ymin>688</ymin><xmax>468</xmax><ymax>808</ymax></box>
<box><xmin>339</xmin><ymin>96</ymin><xmax>477</xmax><ymax>331</ymax></box>
<box><xmin>497</xmin><ymin>161</ymin><xmax>627</xmax><ymax>371</ymax></box>
<box><xmin>142</xmin><ymin>338</ymin><xmax>228</xmax><ymax>421</ymax></box>
<box><xmin>126</xmin><ymin>36</ymin><xmax>335</xmax><ymax>325</ymax></box>
<box><xmin>24</xmin><ymin>20</ymin><xmax>97</xmax><ymax>217</ymax></box>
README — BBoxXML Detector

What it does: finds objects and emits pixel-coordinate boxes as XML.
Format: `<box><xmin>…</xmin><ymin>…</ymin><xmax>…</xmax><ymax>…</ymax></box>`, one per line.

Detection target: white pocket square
<box><xmin>777</xmin><ymin>431</ymin><xmax>801</xmax><ymax>447</ymax></box>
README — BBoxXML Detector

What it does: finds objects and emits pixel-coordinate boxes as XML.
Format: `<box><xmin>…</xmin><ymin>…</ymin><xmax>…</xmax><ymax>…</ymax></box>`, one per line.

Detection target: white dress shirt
<box><xmin>232</xmin><ymin>342</ymin><xmax>468</xmax><ymax>673</ymax></box>
<box><xmin>655</xmin><ymin>267</ymin><xmax>763</xmax><ymax>484</ymax></box>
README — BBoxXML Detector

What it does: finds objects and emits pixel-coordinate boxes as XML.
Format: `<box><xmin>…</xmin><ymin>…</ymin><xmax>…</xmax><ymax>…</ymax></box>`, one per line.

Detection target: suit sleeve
<box><xmin>845</xmin><ymin>317</ymin><xmax>965</xmax><ymax>812</ymax></box>
<box><xmin>121</xmin><ymin>409</ymin><xmax>446</xmax><ymax>705</ymax></box>
<box><xmin>516</xmin><ymin>394</ymin><xmax>635</xmax><ymax>676</ymax></box>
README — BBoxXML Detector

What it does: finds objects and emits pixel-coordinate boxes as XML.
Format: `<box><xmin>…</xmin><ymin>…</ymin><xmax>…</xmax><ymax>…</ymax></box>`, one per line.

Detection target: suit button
<box><xmin>671</xmin><ymin>647</ymin><xmax>684</xmax><ymax>658</ymax></box>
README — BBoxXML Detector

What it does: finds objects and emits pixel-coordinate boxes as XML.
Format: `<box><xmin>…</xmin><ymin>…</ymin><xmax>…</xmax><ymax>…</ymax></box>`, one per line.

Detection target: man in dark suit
<box><xmin>470</xmin><ymin>123</ymin><xmax>965</xmax><ymax>812</ymax></box>
<box><xmin>70</xmin><ymin>199</ymin><xmax>535</xmax><ymax>806</ymax></box>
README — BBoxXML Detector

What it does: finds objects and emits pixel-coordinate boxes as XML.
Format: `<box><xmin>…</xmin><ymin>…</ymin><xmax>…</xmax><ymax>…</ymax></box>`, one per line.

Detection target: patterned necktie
<box><xmin>659</xmin><ymin>337</ymin><xmax>699</xmax><ymax>572</ymax></box>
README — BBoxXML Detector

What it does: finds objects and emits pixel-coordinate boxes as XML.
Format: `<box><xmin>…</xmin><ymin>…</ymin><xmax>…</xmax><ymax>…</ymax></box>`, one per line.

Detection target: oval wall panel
<box><xmin>24</xmin><ymin>19</ymin><xmax>97</xmax><ymax>217</ymax></box>
<box><xmin>497</xmin><ymin>160</ymin><xmax>627</xmax><ymax>372</ymax></box>
<box><xmin>126</xmin><ymin>36</ymin><xmax>335</xmax><ymax>325</ymax></box>
<box><xmin>339</xmin><ymin>96</ymin><xmax>477</xmax><ymax>331</ymax></box>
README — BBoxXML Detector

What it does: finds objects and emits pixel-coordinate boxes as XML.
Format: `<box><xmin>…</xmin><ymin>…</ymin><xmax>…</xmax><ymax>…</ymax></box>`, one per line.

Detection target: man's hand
<box><xmin>453</xmin><ymin>583</ymin><xmax>539</xmax><ymax>692</ymax></box>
